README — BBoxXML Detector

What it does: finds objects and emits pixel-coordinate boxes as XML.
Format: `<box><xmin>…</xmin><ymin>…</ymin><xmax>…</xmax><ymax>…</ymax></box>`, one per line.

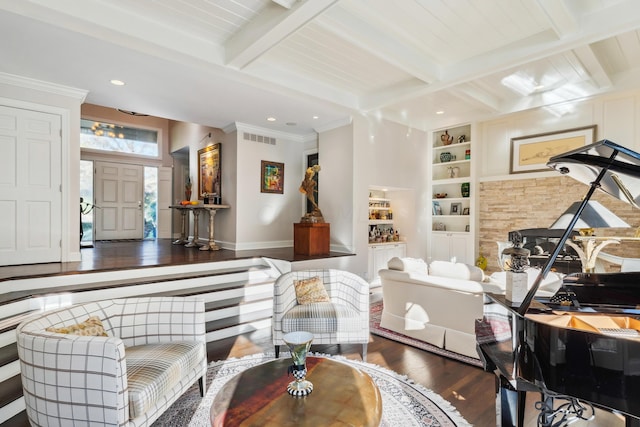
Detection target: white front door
<box><xmin>95</xmin><ymin>161</ymin><xmax>143</xmax><ymax>240</ymax></box>
<box><xmin>0</xmin><ymin>105</ymin><xmax>62</xmax><ymax>265</ymax></box>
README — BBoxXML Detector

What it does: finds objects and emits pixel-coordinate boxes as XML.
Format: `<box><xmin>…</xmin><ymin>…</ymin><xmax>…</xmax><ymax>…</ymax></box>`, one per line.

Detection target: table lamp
<box><xmin>549</xmin><ymin>200</ymin><xmax>630</xmax><ymax>272</ymax></box>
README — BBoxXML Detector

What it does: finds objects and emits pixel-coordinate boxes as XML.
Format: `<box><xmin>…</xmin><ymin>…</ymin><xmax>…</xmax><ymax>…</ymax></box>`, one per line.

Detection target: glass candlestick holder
<box><xmin>282</xmin><ymin>331</ymin><xmax>314</xmax><ymax>396</ymax></box>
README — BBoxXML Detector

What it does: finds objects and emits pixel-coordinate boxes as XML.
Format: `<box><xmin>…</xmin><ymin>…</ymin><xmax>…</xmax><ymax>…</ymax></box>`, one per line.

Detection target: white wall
<box><xmin>478</xmin><ymin>91</ymin><xmax>640</xmax><ymax>180</ymax></box>
<box><xmin>319</xmin><ymin>124</ymin><xmax>355</xmax><ymax>253</ymax></box>
<box><xmin>317</xmin><ymin>114</ymin><xmax>429</xmax><ymax>279</ymax></box>
<box><xmin>352</xmin><ymin>114</ymin><xmax>430</xmax><ymax>261</ymax></box>
<box><xmin>234</xmin><ymin>129</ymin><xmax>307</xmax><ymax>250</ymax></box>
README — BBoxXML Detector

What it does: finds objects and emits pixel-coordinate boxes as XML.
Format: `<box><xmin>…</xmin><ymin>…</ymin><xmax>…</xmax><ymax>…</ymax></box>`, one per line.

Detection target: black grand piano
<box><xmin>477</xmin><ymin>140</ymin><xmax>640</xmax><ymax>427</ymax></box>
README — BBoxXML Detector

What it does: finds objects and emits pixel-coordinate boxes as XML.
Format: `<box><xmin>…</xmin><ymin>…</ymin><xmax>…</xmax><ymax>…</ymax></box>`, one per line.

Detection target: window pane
<box><xmin>80</xmin><ymin>119</ymin><xmax>158</xmax><ymax>156</ymax></box>
<box><xmin>80</xmin><ymin>160</ymin><xmax>94</xmax><ymax>244</ymax></box>
<box><xmin>144</xmin><ymin>167</ymin><xmax>157</xmax><ymax>239</ymax></box>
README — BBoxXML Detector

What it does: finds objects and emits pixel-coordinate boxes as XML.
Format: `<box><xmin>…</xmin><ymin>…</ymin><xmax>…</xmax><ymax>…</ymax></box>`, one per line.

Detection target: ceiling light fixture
<box><xmin>313</xmin><ymin>115</ymin><xmax>319</xmax><ymax>119</ymax></box>
<box><xmin>117</xmin><ymin>109</ymin><xmax>149</xmax><ymax>117</ymax></box>
<box><xmin>436</xmin><ymin>111</ymin><xmax>444</xmax><ymax>115</ymax></box>
<box><xmin>267</xmin><ymin>117</ymin><xmax>276</xmax><ymax>122</ymax></box>
<box><xmin>110</xmin><ymin>79</ymin><xmax>125</xmax><ymax>86</ymax></box>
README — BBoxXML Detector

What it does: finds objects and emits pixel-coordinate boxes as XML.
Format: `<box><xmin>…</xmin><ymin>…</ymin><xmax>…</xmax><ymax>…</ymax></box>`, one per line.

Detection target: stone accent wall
<box><xmin>479</xmin><ymin>176</ymin><xmax>640</xmax><ymax>273</ymax></box>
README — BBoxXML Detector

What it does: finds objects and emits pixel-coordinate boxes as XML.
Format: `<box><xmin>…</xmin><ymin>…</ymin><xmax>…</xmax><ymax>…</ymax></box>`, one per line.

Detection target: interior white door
<box><xmin>95</xmin><ymin>161</ymin><xmax>143</xmax><ymax>240</ymax></box>
<box><xmin>0</xmin><ymin>105</ymin><xmax>62</xmax><ymax>265</ymax></box>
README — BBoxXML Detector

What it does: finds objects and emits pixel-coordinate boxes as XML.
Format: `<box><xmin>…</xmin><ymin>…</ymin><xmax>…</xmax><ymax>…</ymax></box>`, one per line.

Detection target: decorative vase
<box><xmin>283</xmin><ymin>331</ymin><xmax>314</xmax><ymax>396</ymax></box>
<box><xmin>461</xmin><ymin>182</ymin><xmax>470</xmax><ymax>197</ymax></box>
<box><xmin>441</xmin><ymin>130</ymin><xmax>454</xmax><ymax>146</ymax></box>
<box><xmin>440</xmin><ymin>152</ymin><xmax>452</xmax><ymax>163</ymax></box>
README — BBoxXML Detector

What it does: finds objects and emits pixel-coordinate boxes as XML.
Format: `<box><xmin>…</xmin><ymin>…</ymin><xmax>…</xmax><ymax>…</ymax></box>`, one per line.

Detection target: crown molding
<box><xmin>313</xmin><ymin>116</ymin><xmax>353</xmax><ymax>133</ymax></box>
<box><xmin>0</xmin><ymin>72</ymin><xmax>88</xmax><ymax>101</ymax></box>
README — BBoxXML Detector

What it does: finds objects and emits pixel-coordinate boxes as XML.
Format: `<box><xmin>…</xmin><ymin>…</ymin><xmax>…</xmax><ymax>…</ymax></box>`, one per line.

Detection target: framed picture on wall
<box><xmin>260</xmin><ymin>160</ymin><xmax>284</xmax><ymax>194</ymax></box>
<box><xmin>198</xmin><ymin>143</ymin><xmax>221</xmax><ymax>200</ymax></box>
<box><xmin>510</xmin><ymin>125</ymin><xmax>596</xmax><ymax>174</ymax></box>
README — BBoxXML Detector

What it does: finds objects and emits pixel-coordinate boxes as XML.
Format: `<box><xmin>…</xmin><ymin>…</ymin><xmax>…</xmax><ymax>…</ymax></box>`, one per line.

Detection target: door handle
<box><xmin>138</xmin><ymin>201</ymin><xmax>142</xmax><ymax>209</ymax></box>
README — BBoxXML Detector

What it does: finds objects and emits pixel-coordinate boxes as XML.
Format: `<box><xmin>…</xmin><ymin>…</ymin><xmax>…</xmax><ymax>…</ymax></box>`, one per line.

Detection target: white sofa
<box><xmin>16</xmin><ymin>297</ymin><xmax>207</xmax><ymax>427</ymax></box>
<box><xmin>379</xmin><ymin>258</ymin><xmax>563</xmax><ymax>360</ymax></box>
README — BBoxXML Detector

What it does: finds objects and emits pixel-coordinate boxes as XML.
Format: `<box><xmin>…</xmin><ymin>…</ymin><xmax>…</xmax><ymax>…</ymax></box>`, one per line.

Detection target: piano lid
<box><xmin>518</xmin><ymin>140</ymin><xmax>640</xmax><ymax>315</ymax></box>
<box><xmin>547</xmin><ymin>139</ymin><xmax>640</xmax><ymax>207</ymax></box>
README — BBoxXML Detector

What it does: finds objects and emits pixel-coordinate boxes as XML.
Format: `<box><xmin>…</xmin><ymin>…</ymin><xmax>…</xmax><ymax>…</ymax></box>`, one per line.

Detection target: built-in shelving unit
<box><xmin>428</xmin><ymin>124</ymin><xmax>475</xmax><ymax>264</ymax></box>
<box><xmin>368</xmin><ymin>190</ymin><xmax>405</xmax><ymax>282</ymax></box>
<box><xmin>368</xmin><ymin>196</ymin><xmax>395</xmax><ymax>241</ymax></box>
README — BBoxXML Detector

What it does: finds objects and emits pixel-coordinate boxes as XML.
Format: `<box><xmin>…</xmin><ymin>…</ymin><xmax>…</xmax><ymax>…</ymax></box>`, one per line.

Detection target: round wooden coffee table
<box><xmin>210</xmin><ymin>356</ymin><xmax>382</xmax><ymax>426</ymax></box>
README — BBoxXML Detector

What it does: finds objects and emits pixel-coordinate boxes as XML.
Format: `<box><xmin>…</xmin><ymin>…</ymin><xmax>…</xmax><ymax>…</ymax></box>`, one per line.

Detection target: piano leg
<box><xmin>496</xmin><ymin>375</ymin><xmax>526</xmax><ymax>427</ymax></box>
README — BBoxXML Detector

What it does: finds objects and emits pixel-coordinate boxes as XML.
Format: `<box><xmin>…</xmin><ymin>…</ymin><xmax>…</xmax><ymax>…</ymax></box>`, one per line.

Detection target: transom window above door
<box><xmin>80</xmin><ymin>119</ymin><xmax>159</xmax><ymax>157</ymax></box>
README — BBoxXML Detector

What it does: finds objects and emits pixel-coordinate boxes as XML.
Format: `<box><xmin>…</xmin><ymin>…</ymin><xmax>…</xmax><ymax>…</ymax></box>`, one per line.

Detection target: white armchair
<box><xmin>272</xmin><ymin>269</ymin><xmax>370</xmax><ymax>360</ymax></box>
<box><xmin>16</xmin><ymin>297</ymin><xmax>207</xmax><ymax>427</ymax></box>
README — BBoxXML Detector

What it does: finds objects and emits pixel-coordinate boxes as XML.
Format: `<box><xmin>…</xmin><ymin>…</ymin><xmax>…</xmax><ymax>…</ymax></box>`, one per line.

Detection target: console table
<box><xmin>169</xmin><ymin>204</ymin><xmax>229</xmax><ymax>251</ymax></box>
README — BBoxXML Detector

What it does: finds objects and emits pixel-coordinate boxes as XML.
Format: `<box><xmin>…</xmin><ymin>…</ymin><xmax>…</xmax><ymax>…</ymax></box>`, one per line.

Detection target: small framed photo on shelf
<box><xmin>432</xmin><ymin>201</ymin><xmax>442</xmax><ymax>215</ymax></box>
<box><xmin>462</xmin><ymin>207</ymin><xmax>470</xmax><ymax>215</ymax></box>
<box><xmin>450</xmin><ymin>202</ymin><xmax>462</xmax><ymax>215</ymax></box>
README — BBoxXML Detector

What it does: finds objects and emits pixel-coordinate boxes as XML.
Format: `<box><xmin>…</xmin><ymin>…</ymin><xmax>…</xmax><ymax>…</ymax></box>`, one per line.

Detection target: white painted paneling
<box><xmin>602</xmin><ymin>96</ymin><xmax>636</xmax><ymax>145</ymax></box>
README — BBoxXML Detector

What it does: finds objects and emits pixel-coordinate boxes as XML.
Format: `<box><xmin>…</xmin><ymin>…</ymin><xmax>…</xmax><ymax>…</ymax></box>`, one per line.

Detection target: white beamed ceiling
<box><xmin>3</xmin><ymin>0</ymin><xmax>640</xmax><ymax>135</ymax></box>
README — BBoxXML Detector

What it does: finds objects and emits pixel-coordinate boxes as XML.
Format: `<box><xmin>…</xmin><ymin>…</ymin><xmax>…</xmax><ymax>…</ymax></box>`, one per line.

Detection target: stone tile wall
<box><xmin>479</xmin><ymin>176</ymin><xmax>640</xmax><ymax>273</ymax></box>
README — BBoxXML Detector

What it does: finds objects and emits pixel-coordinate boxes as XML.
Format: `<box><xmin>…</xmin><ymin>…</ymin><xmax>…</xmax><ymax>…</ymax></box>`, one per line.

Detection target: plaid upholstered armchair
<box><xmin>16</xmin><ymin>297</ymin><xmax>207</xmax><ymax>427</ymax></box>
<box><xmin>272</xmin><ymin>269</ymin><xmax>370</xmax><ymax>361</ymax></box>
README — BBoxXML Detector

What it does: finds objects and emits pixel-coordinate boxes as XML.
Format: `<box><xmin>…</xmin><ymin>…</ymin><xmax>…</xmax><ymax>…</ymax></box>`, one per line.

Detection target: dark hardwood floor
<box><xmin>0</xmin><ymin>239</ymin><xmax>352</xmax><ymax>281</ymax></box>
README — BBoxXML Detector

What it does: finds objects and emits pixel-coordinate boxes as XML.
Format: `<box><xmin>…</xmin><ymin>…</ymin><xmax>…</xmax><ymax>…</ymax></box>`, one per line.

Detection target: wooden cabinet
<box><xmin>428</xmin><ymin>124</ymin><xmax>475</xmax><ymax>264</ymax></box>
<box><xmin>368</xmin><ymin>242</ymin><xmax>406</xmax><ymax>282</ymax></box>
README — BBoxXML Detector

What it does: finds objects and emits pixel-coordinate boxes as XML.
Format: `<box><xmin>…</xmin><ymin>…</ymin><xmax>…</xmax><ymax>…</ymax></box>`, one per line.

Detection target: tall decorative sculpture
<box><xmin>299</xmin><ymin>165</ymin><xmax>324</xmax><ymax>223</ymax></box>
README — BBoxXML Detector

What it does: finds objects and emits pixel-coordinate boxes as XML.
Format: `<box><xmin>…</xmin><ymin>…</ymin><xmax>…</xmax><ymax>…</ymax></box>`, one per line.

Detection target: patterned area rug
<box><xmin>152</xmin><ymin>352</ymin><xmax>471</xmax><ymax>427</ymax></box>
<box><xmin>369</xmin><ymin>301</ymin><xmax>483</xmax><ymax>368</ymax></box>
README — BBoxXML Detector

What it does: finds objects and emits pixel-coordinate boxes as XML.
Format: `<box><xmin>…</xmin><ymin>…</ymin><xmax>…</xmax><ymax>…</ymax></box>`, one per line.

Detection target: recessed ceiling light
<box><xmin>286</xmin><ymin>122</ymin><xmax>296</xmax><ymax>126</ymax></box>
<box><xmin>267</xmin><ymin>117</ymin><xmax>276</xmax><ymax>122</ymax></box>
<box><xmin>436</xmin><ymin>110</ymin><xmax>444</xmax><ymax>115</ymax></box>
<box><xmin>312</xmin><ymin>115</ymin><xmax>319</xmax><ymax>119</ymax></box>
<box><xmin>110</xmin><ymin>79</ymin><xmax>125</xmax><ymax>86</ymax></box>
